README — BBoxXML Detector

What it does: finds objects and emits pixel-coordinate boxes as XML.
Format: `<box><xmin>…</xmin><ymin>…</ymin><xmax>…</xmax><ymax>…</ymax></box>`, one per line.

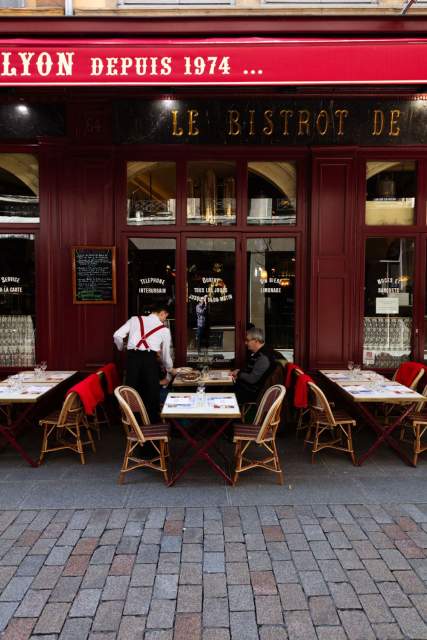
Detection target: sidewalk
<box><xmin>0</xmin><ymin>503</ymin><xmax>427</xmax><ymax>639</ymax></box>
<box><xmin>0</xmin><ymin>428</ymin><xmax>427</xmax><ymax>637</ymax></box>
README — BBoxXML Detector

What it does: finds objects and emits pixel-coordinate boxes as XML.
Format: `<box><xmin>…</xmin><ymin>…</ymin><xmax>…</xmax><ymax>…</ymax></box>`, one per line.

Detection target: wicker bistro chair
<box><xmin>304</xmin><ymin>382</ymin><xmax>357</xmax><ymax>465</ymax></box>
<box><xmin>233</xmin><ymin>384</ymin><xmax>286</xmax><ymax>485</ymax></box>
<box><xmin>87</xmin><ymin>370</ymin><xmax>111</xmax><ymax>439</ymax></box>
<box><xmin>293</xmin><ymin>367</ymin><xmax>311</xmax><ymax>438</ymax></box>
<box><xmin>383</xmin><ymin>363</ymin><xmax>425</xmax><ymax>422</ymax></box>
<box><xmin>114</xmin><ymin>385</ymin><xmax>170</xmax><ymax>485</ymax></box>
<box><xmin>39</xmin><ymin>392</ymin><xmax>96</xmax><ymax>465</ymax></box>
<box><xmin>241</xmin><ymin>361</ymin><xmax>285</xmax><ymax>422</ymax></box>
<box><xmin>400</xmin><ymin>383</ymin><xmax>427</xmax><ymax>466</ymax></box>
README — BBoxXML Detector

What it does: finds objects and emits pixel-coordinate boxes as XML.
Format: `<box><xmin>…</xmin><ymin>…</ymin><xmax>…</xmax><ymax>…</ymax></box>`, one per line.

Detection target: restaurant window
<box><xmin>0</xmin><ymin>153</ymin><xmax>39</xmax><ymax>223</ymax></box>
<box><xmin>128</xmin><ymin>238</ymin><xmax>176</xmax><ymax>344</ymax></box>
<box><xmin>186</xmin><ymin>238</ymin><xmax>235</xmax><ymax>365</ymax></box>
<box><xmin>187</xmin><ymin>161</ymin><xmax>236</xmax><ymax>225</ymax></box>
<box><xmin>363</xmin><ymin>237</ymin><xmax>414</xmax><ymax>368</ymax></box>
<box><xmin>247</xmin><ymin>238</ymin><xmax>296</xmax><ymax>361</ymax></box>
<box><xmin>248</xmin><ymin>162</ymin><xmax>296</xmax><ymax>225</ymax></box>
<box><xmin>0</xmin><ymin>234</ymin><xmax>35</xmax><ymax>367</ymax></box>
<box><xmin>365</xmin><ymin>161</ymin><xmax>416</xmax><ymax>226</ymax></box>
<box><xmin>127</xmin><ymin>162</ymin><xmax>176</xmax><ymax>225</ymax></box>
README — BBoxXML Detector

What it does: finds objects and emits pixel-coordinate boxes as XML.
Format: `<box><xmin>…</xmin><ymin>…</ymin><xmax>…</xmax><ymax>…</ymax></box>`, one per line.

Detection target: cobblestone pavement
<box><xmin>0</xmin><ymin>505</ymin><xmax>426</xmax><ymax>639</ymax></box>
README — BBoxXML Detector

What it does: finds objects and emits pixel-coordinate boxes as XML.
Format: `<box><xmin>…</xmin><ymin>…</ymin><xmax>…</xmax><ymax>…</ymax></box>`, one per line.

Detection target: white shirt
<box><xmin>113</xmin><ymin>313</ymin><xmax>174</xmax><ymax>372</ymax></box>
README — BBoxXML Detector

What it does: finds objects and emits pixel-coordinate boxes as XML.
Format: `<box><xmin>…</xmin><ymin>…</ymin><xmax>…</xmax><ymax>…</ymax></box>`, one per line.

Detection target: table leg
<box><xmin>357</xmin><ymin>402</ymin><xmax>416</xmax><ymax>467</ymax></box>
<box><xmin>0</xmin><ymin>404</ymin><xmax>39</xmax><ymax>467</ymax></box>
<box><xmin>169</xmin><ymin>419</ymin><xmax>233</xmax><ymax>486</ymax></box>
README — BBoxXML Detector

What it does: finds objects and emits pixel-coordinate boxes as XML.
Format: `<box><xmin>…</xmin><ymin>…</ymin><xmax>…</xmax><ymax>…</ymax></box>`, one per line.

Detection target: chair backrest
<box><xmin>256</xmin><ymin>361</ymin><xmax>286</xmax><ymax>402</ymax></box>
<box><xmin>307</xmin><ymin>381</ymin><xmax>336</xmax><ymax>427</ymax></box>
<box><xmin>415</xmin><ymin>382</ymin><xmax>427</xmax><ymax>413</ymax></box>
<box><xmin>96</xmin><ymin>370</ymin><xmax>109</xmax><ymax>395</ymax></box>
<box><xmin>393</xmin><ymin>362</ymin><xmax>425</xmax><ymax>389</ymax></box>
<box><xmin>57</xmin><ymin>391</ymin><xmax>84</xmax><ymax>427</ymax></box>
<box><xmin>114</xmin><ymin>385</ymin><xmax>149</xmax><ymax>443</ymax></box>
<box><xmin>255</xmin><ymin>384</ymin><xmax>286</xmax><ymax>443</ymax></box>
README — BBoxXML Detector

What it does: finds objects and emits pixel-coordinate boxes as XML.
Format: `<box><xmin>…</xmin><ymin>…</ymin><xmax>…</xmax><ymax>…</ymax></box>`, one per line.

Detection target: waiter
<box><xmin>113</xmin><ymin>302</ymin><xmax>174</xmax><ymax>422</ymax></box>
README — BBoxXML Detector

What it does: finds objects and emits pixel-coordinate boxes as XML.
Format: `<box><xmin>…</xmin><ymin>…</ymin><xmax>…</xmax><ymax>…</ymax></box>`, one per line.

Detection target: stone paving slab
<box><xmin>0</xmin><ymin>505</ymin><xmax>426</xmax><ymax>639</ymax></box>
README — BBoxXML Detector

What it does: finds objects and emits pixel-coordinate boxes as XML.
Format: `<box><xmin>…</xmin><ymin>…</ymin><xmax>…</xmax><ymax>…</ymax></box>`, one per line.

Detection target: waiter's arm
<box><xmin>160</xmin><ymin>330</ymin><xmax>174</xmax><ymax>372</ymax></box>
<box><xmin>113</xmin><ymin>319</ymin><xmax>131</xmax><ymax>351</ymax></box>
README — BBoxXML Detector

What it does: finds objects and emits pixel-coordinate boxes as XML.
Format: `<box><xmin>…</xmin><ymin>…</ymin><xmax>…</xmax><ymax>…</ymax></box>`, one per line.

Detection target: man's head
<box><xmin>245</xmin><ymin>327</ymin><xmax>265</xmax><ymax>353</ymax></box>
<box><xmin>152</xmin><ymin>301</ymin><xmax>170</xmax><ymax>323</ymax></box>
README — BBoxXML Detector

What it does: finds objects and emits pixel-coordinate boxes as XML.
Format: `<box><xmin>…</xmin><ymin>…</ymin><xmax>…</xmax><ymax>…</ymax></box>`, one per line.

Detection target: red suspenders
<box><xmin>136</xmin><ymin>316</ymin><xmax>165</xmax><ymax>350</ymax></box>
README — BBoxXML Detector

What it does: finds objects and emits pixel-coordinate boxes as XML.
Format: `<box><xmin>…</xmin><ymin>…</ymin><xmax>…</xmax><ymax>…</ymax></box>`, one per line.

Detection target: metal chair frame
<box><xmin>114</xmin><ymin>385</ymin><xmax>169</xmax><ymax>485</ymax></box>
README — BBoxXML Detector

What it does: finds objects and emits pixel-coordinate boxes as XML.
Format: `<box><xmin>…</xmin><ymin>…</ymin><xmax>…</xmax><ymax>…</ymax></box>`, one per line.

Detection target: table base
<box><xmin>0</xmin><ymin>404</ymin><xmax>39</xmax><ymax>467</ymax></box>
<box><xmin>356</xmin><ymin>402</ymin><xmax>416</xmax><ymax>467</ymax></box>
<box><xmin>168</xmin><ymin>418</ymin><xmax>233</xmax><ymax>486</ymax></box>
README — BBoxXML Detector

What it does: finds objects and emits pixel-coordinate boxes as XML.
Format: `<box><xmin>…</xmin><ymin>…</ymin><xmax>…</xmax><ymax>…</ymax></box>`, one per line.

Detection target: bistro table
<box><xmin>161</xmin><ymin>391</ymin><xmax>240</xmax><ymax>485</ymax></box>
<box><xmin>0</xmin><ymin>371</ymin><xmax>77</xmax><ymax>467</ymax></box>
<box><xmin>320</xmin><ymin>369</ymin><xmax>424</xmax><ymax>466</ymax></box>
<box><xmin>172</xmin><ymin>368</ymin><xmax>234</xmax><ymax>388</ymax></box>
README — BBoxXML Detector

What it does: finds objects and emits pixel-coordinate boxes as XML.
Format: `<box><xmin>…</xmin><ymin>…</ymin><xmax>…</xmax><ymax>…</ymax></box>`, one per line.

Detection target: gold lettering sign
<box><xmin>228</xmin><ymin>109</ymin><xmax>241</xmax><ymax>136</ymax></box>
<box><xmin>316</xmin><ymin>109</ymin><xmax>329</xmax><ymax>136</ymax></box>
<box><xmin>298</xmin><ymin>110</ymin><xmax>310</xmax><ymax>136</ymax></box>
<box><xmin>279</xmin><ymin>109</ymin><xmax>294</xmax><ymax>136</ymax></box>
<box><xmin>334</xmin><ymin>109</ymin><xmax>349</xmax><ymax>136</ymax></box>
<box><xmin>263</xmin><ymin>109</ymin><xmax>274</xmax><ymax>136</ymax></box>
<box><xmin>389</xmin><ymin>109</ymin><xmax>401</xmax><ymax>137</ymax></box>
<box><xmin>188</xmin><ymin>109</ymin><xmax>199</xmax><ymax>136</ymax></box>
<box><xmin>372</xmin><ymin>109</ymin><xmax>384</xmax><ymax>136</ymax></box>
<box><xmin>171</xmin><ymin>110</ymin><xmax>183</xmax><ymax>136</ymax></box>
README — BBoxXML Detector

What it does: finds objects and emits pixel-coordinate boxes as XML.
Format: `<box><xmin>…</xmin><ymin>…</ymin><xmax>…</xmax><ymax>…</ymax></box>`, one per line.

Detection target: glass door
<box><xmin>186</xmin><ymin>237</ymin><xmax>236</xmax><ymax>366</ymax></box>
<box><xmin>128</xmin><ymin>237</ymin><xmax>177</xmax><ymax>345</ymax></box>
<box><xmin>363</xmin><ymin>236</ymin><xmax>415</xmax><ymax>368</ymax></box>
<box><xmin>246</xmin><ymin>237</ymin><xmax>296</xmax><ymax>361</ymax></box>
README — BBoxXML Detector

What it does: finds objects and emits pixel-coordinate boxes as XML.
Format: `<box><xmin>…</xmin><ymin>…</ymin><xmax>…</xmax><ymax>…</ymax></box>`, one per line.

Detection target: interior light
<box><xmin>15</xmin><ymin>104</ymin><xmax>29</xmax><ymax>115</ymax></box>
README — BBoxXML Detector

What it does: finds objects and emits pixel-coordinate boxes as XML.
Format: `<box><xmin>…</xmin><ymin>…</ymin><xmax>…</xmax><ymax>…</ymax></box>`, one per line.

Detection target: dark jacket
<box><xmin>237</xmin><ymin>345</ymin><xmax>276</xmax><ymax>396</ymax></box>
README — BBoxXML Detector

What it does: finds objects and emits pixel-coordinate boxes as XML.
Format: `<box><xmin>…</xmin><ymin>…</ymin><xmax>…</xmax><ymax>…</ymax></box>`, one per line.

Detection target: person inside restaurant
<box><xmin>232</xmin><ymin>327</ymin><xmax>276</xmax><ymax>405</ymax></box>
<box><xmin>113</xmin><ymin>301</ymin><xmax>175</xmax><ymax>422</ymax></box>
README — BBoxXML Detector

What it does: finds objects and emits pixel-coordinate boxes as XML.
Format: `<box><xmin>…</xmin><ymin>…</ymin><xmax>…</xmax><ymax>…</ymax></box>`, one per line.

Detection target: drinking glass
<box><xmin>40</xmin><ymin>361</ymin><xmax>47</xmax><ymax>372</ymax></box>
<box><xmin>196</xmin><ymin>383</ymin><xmax>205</xmax><ymax>406</ymax></box>
<box><xmin>34</xmin><ymin>364</ymin><xmax>42</xmax><ymax>379</ymax></box>
<box><xmin>353</xmin><ymin>364</ymin><xmax>361</xmax><ymax>376</ymax></box>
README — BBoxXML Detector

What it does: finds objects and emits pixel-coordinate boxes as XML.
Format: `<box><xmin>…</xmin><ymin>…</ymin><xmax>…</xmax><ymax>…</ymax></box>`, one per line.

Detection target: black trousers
<box><xmin>125</xmin><ymin>350</ymin><xmax>161</xmax><ymax>423</ymax></box>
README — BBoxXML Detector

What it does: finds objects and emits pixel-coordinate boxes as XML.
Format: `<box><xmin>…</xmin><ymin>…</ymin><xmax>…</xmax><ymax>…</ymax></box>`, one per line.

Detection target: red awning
<box><xmin>0</xmin><ymin>37</ymin><xmax>426</xmax><ymax>86</ymax></box>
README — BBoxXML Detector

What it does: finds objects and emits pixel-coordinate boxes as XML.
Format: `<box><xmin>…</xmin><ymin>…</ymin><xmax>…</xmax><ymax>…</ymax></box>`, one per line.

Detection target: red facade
<box><xmin>1</xmin><ymin>16</ymin><xmax>427</xmax><ymax>373</ymax></box>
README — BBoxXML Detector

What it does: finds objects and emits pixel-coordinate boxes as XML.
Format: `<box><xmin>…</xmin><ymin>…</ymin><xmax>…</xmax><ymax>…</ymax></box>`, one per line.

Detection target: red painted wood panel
<box><xmin>309</xmin><ymin>153</ymin><xmax>356</xmax><ymax>369</ymax></box>
<box><xmin>55</xmin><ymin>149</ymin><xmax>116</xmax><ymax>371</ymax></box>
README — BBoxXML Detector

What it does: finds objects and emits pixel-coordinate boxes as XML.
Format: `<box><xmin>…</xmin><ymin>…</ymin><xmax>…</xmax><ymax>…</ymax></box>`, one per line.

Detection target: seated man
<box><xmin>232</xmin><ymin>327</ymin><xmax>276</xmax><ymax>406</ymax></box>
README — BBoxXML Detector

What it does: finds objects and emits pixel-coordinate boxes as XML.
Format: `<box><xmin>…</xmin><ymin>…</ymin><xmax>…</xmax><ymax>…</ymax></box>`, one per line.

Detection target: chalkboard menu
<box><xmin>72</xmin><ymin>246</ymin><xmax>116</xmax><ymax>304</ymax></box>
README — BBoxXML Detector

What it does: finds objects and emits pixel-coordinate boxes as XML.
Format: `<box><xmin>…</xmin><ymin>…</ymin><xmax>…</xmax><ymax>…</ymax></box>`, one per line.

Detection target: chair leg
<box><xmin>233</xmin><ymin>441</ymin><xmax>242</xmax><ymax>485</ymax></box>
<box><xmin>118</xmin><ymin>440</ymin><xmax>131</xmax><ymax>484</ymax></box>
<box><xmin>311</xmin><ymin>425</ymin><xmax>320</xmax><ymax>464</ymax></box>
<box><xmin>75</xmin><ymin>426</ymin><xmax>86</xmax><ymax>465</ymax></box>
<box><xmin>39</xmin><ymin>425</ymin><xmax>48</xmax><ymax>464</ymax></box>
<box><xmin>160</xmin><ymin>440</ymin><xmax>169</xmax><ymax>485</ymax></box>
<box><xmin>272</xmin><ymin>440</ymin><xmax>283</xmax><ymax>484</ymax></box>
<box><xmin>414</xmin><ymin>425</ymin><xmax>420</xmax><ymax>467</ymax></box>
<box><xmin>346</xmin><ymin>425</ymin><xmax>356</xmax><ymax>465</ymax></box>
<box><xmin>86</xmin><ymin>426</ymin><xmax>96</xmax><ymax>453</ymax></box>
